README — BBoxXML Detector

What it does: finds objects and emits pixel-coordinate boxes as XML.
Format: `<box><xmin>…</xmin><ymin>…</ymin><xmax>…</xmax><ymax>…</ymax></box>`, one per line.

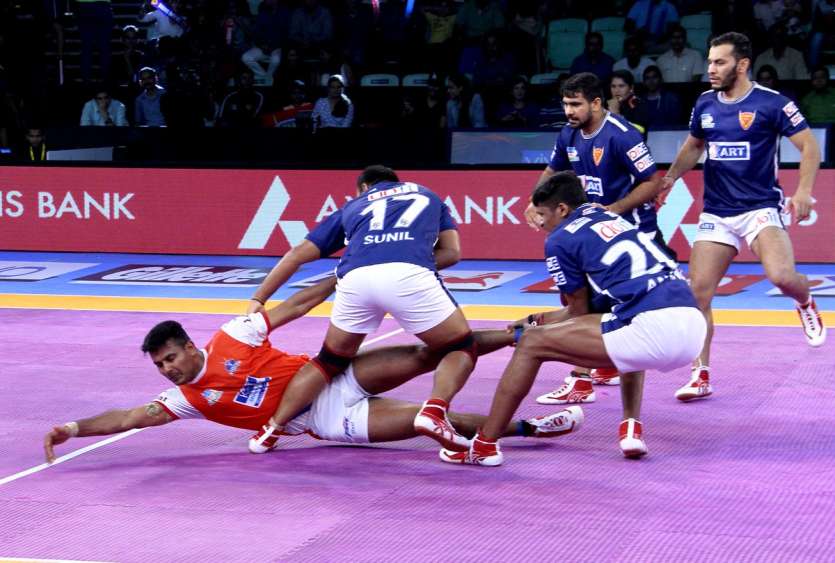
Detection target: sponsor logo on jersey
<box><xmin>234</xmin><ymin>376</ymin><xmax>271</xmax><ymax>408</ymax></box>
<box><xmin>708</xmin><ymin>141</ymin><xmax>750</xmax><ymax>161</ymax></box>
<box><xmin>580</xmin><ymin>175</ymin><xmax>604</xmax><ymax>197</ymax></box>
<box><xmin>224</xmin><ymin>359</ymin><xmax>240</xmax><ymax>374</ymax></box>
<box><xmin>700</xmin><ymin>113</ymin><xmax>715</xmax><ymax>129</ymax></box>
<box><xmin>698</xmin><ymin>221</ymin><xmax>715</xmax><ymax>231</ymax></box>
<box><xmin>545</xmin><ymin>256</ymin><xmax>566</xmax><ymax>285</ymax></box>
<box><xmin>201</xmin><ymin>389</ymin><xmax>223</xmax><ymax>406</ymax></box>
<box><xmin>626</xmin><ymin>142</ymin><xmax>648</xmax><ymax>162</ymax></box>
<box><xmin>782</xmin><ymin>101</ymin><xmax>799</xmax><ymax>117</ymax></box>
<box><xmin>567</xmin><ymin>146</ymin><xmax>579</xmax><ymax>162</ymax></box>
<box><xmin>738</xmin><ymin>111</ymin><xmax>756</xmax><ymax>130</ymax></box>
<box><xmin>790</xmin><ymin>112</ymin><xmax>805</xmax><ymax>127</ymax></box>
<box><xmin>592</xmin><ymin>147</ymin><xmax>605</xmax><ymax>166</ymax></box>
<box><xmin>590</xmin><ymin>217</ymin><xmax>635</xmax><ymax>241</ymax></box>
<box><xmin>367</xmin><ymin>182</ymin><xmax>419</xmax><ymax>201</ymax></box>
<box><xmin>634</xmin><ymin>154</ymin><xmax>655</xmax><ymax>172</ymax></box>
<box><xmin>564</xmin><ymin>217</ymin><xmax>591</xmax><ymax>233</ymax></box>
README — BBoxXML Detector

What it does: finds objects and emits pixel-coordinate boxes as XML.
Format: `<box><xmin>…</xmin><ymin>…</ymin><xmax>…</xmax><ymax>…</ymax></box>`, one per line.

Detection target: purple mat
<box><xmin>1</xmin><ymin>309</ymin><xmax>833</xmax><ymax>562</ymax></box>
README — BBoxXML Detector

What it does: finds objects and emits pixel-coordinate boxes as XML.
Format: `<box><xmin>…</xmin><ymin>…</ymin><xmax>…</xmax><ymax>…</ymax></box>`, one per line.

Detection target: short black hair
<box><xmin>562</xmin><ymin>72</ymin><xmax>604</xmax><ymax>104</ymax></box>
<box><xmin>612</xmin><ymin>69</ymin><xmax>635</xmax><ymax>87</ymax></box>
<box><xmin>532</xmin><ymin>171</ymin><xmax>588</xmax><ymax>209</ymax></box>
<box><xmin>357</xmin><ymin>165</ymin><xmax>399</xmax><ymax>188</ymax></box>
<box><xmin>710</xmin><ymin>32</ymin><xmax>752</xmax><ymax>63</ymax></box>
<box><xmin>585</xmin><ymin>31</ymin><xmax>603</xmax><ymax>45</ymax></box>
<box><xmin>142</xmin><ymin>320</ymin><xmax>191</xmax><ymax>354</ymax></box>
<box><xmin>756</xmin><ymin>64</ymin><xmax>779</xmax><ymax>80</ymax></box>
<box><xmin>643</xmin><ymin>65</ymin><xmax>662</xmax><ymax>80</ymax></box>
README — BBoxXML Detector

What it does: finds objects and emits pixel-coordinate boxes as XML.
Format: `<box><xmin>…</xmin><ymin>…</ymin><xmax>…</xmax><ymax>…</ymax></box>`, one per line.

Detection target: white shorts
<box><xmin>694</xmin><ymin>208</ymin><xmax>785</xmax><ymax>251</ymax></box>
<box><xmin>331</xmin><ymin>262</ymin><xmax>458</xmax><ymax>334</ymax></box>
<box><xmin>285</xmin><ymin>364</ymin><xmax>372</xmax><ymax>443</ymax></box>
<box><xmin>602</xmin><ymin>307</ymin><xmax>706</xmax><ymax>373</ymax></box>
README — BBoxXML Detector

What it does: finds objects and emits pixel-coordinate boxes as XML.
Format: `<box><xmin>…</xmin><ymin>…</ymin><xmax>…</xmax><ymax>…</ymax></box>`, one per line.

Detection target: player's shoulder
<box><xmin>555</xmin><ymin>205</ymin><xmax>602</xmax><ymax>239</ymax></box>
<box><xmin>751</xmin><ymin>83</ymin><xmax>793</xmax><ymax>108</ymax></box>
<box><xmin>695</xmin><ymin>89</ymin><xmax>717</xmax><ymax>105</ymax></box>
<box><xmin>603</xmin><ymin>112</ymin><xmax>632</xmax><ymax>134</ymax></box>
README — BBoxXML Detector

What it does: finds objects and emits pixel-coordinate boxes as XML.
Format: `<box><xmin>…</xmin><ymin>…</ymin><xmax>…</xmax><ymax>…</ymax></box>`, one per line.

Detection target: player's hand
<box><xmin>524</xmin><ymin>201</ymin><xmax>540</xmax><ymax>230</ymax></box>
<box><xmin>246</xmin><ymin>299</ymin><xmax>265</xmax><ymax>315</ymax></box>
<box><xmin>655</xmin><ymin>175</ymin><xmax>675</xmax><ymax>208</ymax></box>
<box><xmin>44</xmin><ymin>425</ymin><xmax>72</xmax><ymax>463</ymax></box>
<box><xmin>789</xmin><ymin>192</ymin><xmax>813</xmax><ymax>222</ymax></box>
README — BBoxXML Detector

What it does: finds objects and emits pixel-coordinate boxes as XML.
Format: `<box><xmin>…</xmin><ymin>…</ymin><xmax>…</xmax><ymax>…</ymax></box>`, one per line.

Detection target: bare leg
<box><xmin>620</xmin><ymin>371</ymin><xmax>644</xmax><ymax>419</ymax></box>
<box><xmin>481</xmin><ymin>314</ymin><xmax>612</xmax><ymax>440</ymax></box>
<box><xmin>269</xmin><ymin>323</ymin><xmax>366</xmax><ymax>427</ymax></box>
<box><xmin>415</xmin><ymin>308</ymin><xmax>476</xmax><ymax>403</ymax></box>
<box><xmin>751</xmin><ymin>227</ymin><xmax>810</xmax><ymax>303</ymax></box>
<box><xmin>367</xmin><ymin>398</ymin><xmax>524</xmax><ymax>443</ymax></box>
<box><xmin>688</xmin><ymin>241</ymin><xmax>736</xmax><ymax>366</ymax></box>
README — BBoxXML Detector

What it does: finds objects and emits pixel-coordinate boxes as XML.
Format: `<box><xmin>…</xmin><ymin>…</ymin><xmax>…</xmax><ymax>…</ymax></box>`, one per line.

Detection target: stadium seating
<box><xmin>530</xmin><ymin>72</ymin><xmax>563</xmax><ymax>85</ymax></box>
<box><xmin>360</xmin><ymin>74</ymin><xmax>400</xmax><ymax>87</ymax></box>
<box><xmin>547</xmin><ymin>18</ymin><xmax>589</xmax><ymax>33</ymax></box>
<box><xmin>681</xmin><ymin>14</ymin><xmax>712</xmax><ymax>31</ymax></box>
<box><xmin>402</xmin><ymin>74</ymin><xmax>430</xmax><ymax>87</ymax></box>
<box><xmin>591</xmin><ymin>17</ymin><xmax>625</xmax><ymax>32</ymax></box>
<box><xmin>547</xmin><ymin>30</ymin><xmax>586</xmax><ymax>70</ymax></box>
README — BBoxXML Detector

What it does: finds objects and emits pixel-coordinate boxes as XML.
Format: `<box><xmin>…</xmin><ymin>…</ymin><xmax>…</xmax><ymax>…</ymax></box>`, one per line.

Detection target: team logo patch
<box><xmin>592</xmin><ymin>147</ymin><xmax>605</xmax><ymax>166</ymax></box>
<box><xmin>634</xmin><ymin>154</ymin><xmax>655</xmax><ymax>172</ymax></box>
<box><xmin>567</xmin><ymin>146</ymin><xmax>579</xmax><ymax>162</ymax></box>
<box><xmin>224</xmin><ymin>359</ymin><xmax>240</xmax><ymax>374</ymax></box>
<box><xmin>708</xmin><ymin>141</ymin><xmax>750</xmax><ymax>161</ymax></box>
<box><xmin>201</xmin><ymin>389</ymin><xmax>223</xmax><ymax>406</ymax></box>
<box><xmin>626</xmin><ymin>142</ymin><xmax>648</xmax><ymax>162</ymax></box>
<box><xmin>783</xmin><ymin>101</ymin><xmax>799</xmax><ymax>117</ymax></box>
<box><xmin>738</xmin><ymin>111</ymin><xmax>756</xmax><ymax>130</ymax></box>
<box><xmin>700</xmin><ymin>113</ymin><xmax>715</xmax><ymax>129</ymax></box>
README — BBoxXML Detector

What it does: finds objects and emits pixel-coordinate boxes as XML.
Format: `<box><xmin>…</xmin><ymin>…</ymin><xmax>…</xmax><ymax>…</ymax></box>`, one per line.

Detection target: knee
<box><xmin>688</xmin><ymin>279</ymin><xmax>715</xmax><ymax>310</ymax></box>
<box><xmin>517</xmin><ymin>327</ymin><xmax>547</xmax><ymax>356</ymax></box>
<box><xmin>766</xmin><ymin>267</ymin><xmax>797</xmax><ymax>290</ymax></box>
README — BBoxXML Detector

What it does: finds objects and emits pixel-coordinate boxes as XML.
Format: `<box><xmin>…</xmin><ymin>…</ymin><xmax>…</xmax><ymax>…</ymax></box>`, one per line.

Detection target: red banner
<box><xmin>0</xmin><ymin>167</ymin><xmax>832</xmax><ymax>262</ymax></box>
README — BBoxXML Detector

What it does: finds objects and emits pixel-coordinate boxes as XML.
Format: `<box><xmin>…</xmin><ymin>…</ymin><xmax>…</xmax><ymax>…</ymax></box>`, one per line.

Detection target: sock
<box><xmin>519</xmin><ymin>420</ymin><xmax>533</xmax><ymax>437</ymax></box>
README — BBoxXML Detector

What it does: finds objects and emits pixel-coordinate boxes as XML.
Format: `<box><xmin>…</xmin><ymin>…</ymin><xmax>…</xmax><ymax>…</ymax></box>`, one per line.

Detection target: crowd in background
<box><xmin>1</xmin><ymin>0</ymin><xmax>834</xmax><ymax>159</ymax></box>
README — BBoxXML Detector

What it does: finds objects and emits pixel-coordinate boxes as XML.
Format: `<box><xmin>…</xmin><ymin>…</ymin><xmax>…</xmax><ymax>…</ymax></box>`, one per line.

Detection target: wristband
<box><xmin>513</xmin><ymin>325</ymin><xmax>524</xmax><ymax>344</ymax></box>
<box><xmin>250</xmin><ymin>296</ymin><xmax>265</xmax><ymax>305</ymax></box>
<box><xmin>64</xmin><ymin>421</ymin><xmax>79</xmax><ymax>437</ymax></box>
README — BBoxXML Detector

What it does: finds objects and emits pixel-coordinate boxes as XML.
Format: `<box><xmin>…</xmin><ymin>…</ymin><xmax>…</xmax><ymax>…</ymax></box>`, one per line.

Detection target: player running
<box><xmin>663</xmin><ymin>32</ymin><xmax>825</xmax><ymax>402</ymax></box>
<box><xmin>442</xmin><ymin>172</ymin><xmax>705</xmax><ymax>465</ymax></box>
<box><xmin>44</xmin><ymin>278</ymin><xmax>582</xmax><ymax>464</ymax></box>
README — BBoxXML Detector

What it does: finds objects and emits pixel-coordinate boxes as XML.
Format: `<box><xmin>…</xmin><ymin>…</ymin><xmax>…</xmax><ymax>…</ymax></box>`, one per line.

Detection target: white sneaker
<box><xmin>619</xmin><ymin>418</ymin><xmax>648</xmax><ymax>459</ymax></box>
<box><xmin>414</xmin><ymin>402</ymin><xmax>470</xmax><ymax>451</ymax></box>
<box><xmin>439</xmin><ymin>434</ymin><xmax>503</xmax><ymax>466</ymax></box>
<box><xmin>248</xmin><ymin>425</ymin><xmax>280</xmax><ymax>454</ymax></box>
<box><xmin>797</xmin><ymin>298</ymin><xmax>826</xmax><ymax>347</ymax></box>
<box><xmin>525</xmin><ymin>406</ymin><xmax>584</xmax><ymax>437</ymax></box>
<box><xmin>565</xmin><ymin>369</ymin><xmax>620</xmax><ymax>386</ymax></box>
<box><xmin>536</xmin><ymin>376</ymin><xmax>595</xmax><ymax>405</ymax></box>
<box><xmin>675</xmin><ymin>366</ymin><xmax>713</xmax><ymax>402</ymax></box>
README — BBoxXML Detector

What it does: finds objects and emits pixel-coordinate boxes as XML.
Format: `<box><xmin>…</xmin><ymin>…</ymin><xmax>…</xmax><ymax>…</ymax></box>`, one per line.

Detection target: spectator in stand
<box><xmin>76</xmin><ymin>0</ymin><xmax>114</xmax><ymax>83</ymax></box>
<box><xmin>111</xmin><ymin>25</ymin><xmax>147</xmax><ymax>88</ymax></box>
<box><xmin>496</xmin><ymin>76</ymin><xmax>540</xmax><ymax>128</ymax></box>
<box><xmin>808</xmin><ymin>0</ymin><xmax>835</xmax><ymax>67</ymax></box>
<box><xmin>398</xmin><ymin>94</ymin><xmax>422</xmax><ymax>128</ymax></box>
<box><xmin>446</xmin><ymin>73</ymin><xmax>486</xmax><ymax>128</ymax></box>
<box><xmin>472</xmin><ymin>31</ymin><xmax>517</xmax><ymax>87</ymax></box>
<box><xmin>139</xmin><ymin>0</ymin><xmax>186</xmax><ymax>45</ymax></box>
<box><xmin>272</xmin><ymin>46</ymin><xmax>310</xmax><ymax>101</ymax></box>
<box><xmin>288</xmin><ymin>0</ymin><xmax>334</xmax><ymax>58</ymax></box>
<box><xmin>656</xmin><ymin>25</ymin><xmax>704</xmax><ymax>82</ymax></box>
<box><xmin>422</xmin><ymin>0</ymin><xmax>457</xmax><ymax>72</ymax></box>
<box><xmin>454</xmin><ymin>0</ymin><xmax>505</xmax><ymax>44</ymax></box>
<box><xmin>607</xmin><ymin>70</ymin><xmax>649</xmax><ymax>135</ymax></box>
<box><xmin>642</xmin><ymin>65</ymin><xmax>682</xmax><ymax>129</ymax></box>
<box><xmin>241</xmin><ymin>0</ymin><xmax>289</xmax><ymax>87</ymax></box>
<box><xmin>625</xmin><ymin>0</ymin><xmax>680</xmax><ymax>53</ymax></box>
<box><xmin>779</xmin><ymin>0</ymin><xmax>806</xmax><ymax>42</ymax></box>
<box><xmin>613</xmin><ymin>37</ymin><xmax>655</xmax><ymax>84</ymax></box>
<box><xmin>753</xmin><ymin>0</ymin><xmax>785</xmax><ymax>36</ymax></box>
<box><xmin>508</xmin><ymin>0</ymin><xmax>544</xmax><ymax>76</ymax></box>
<box><xmin>316</xmin><ymin>45</ymin><xmax>354</xmax><ymax>90</ymax></box>
<box><xmin>261</xmin><ymin>79</ymin><xmax>314</xmax><ymax>128</ymax></box>
<box><xmin>218</xmin><ymin>69</ymin><xmax>265</xmax><ymax>127</ymax></box>
<box><xmin>160</xmin><ymin>62</ymin><xmax>214</xmax><ymax>129</ymax></box>
<box><xmin>753</xmin><ymin>23</ymin><xmax>808</xmax><ymax>81</ymax></box>
<box><xmin>538</xmin><ymin>75</ymin><xmax>570</xmax><ymax>129</ymax></box>
<box><xmin>19</xmin><ymin>127</ymin><xmax>48</xmax><ymax>163</ymax></box>
<box><xmin>312</xmin><ymin>74</ymin><xmax>353</xmax><ymax>128</ymax></box>
<box><xmin>800</xmin><ymin>67</ymin><xmax>835</xmax><ymax>123</ymax></box>
<box><xmin>80</xmin><ymin>86</ymin><xmax>128</xmax><ymax>126</ymax></box>
<box><xmin>756</xmin><ymin>64</ymin><xmax>797</xmax><ymax>100</ymax></box>
<box><xmin>569</xmin><ymin>32</ymin><xmax>615</xmax><ymax>85</ymax></box>
<box><xmin>134</xmin><ymin>67</ymin><xmax>166</xmax><ymax>126</ymax></box>
<box><xmin>417</xmin><ymin>75</ymin><xmax>447</xmax><ymax>128</ymax></box>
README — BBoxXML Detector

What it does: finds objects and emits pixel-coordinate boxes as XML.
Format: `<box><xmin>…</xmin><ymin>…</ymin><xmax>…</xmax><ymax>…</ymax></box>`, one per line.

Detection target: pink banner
<box><xmin>0</xmin><ymin>167</ymin><xmax>832</xmax><ymax>262</ymax></box>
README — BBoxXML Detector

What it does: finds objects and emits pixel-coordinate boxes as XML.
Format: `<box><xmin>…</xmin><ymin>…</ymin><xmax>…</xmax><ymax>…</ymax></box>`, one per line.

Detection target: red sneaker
<box><xmin>414</xmin><ymin>401</ymin><xmax>470</xmax><ymax>451</ymax></box>
<box><xmin>619</xmin><ymin>418</ymin><xmax>647</xmax><ymax>459</ymax></box>
<box><xmin>590</xmin><ymin>368</ymin><xmax>621</xmax><ymax>385</ymax></box>
<box><xmin>536</xmin><ymin>376</ymin><xmax>595</xmax><ymax>405</ymax></box>
<box><xmin>249</xmin><ymin>425</ymin><xmax>280</xmax><ymax>454</ymax></box>
<box><xmin>675</xmin><ymin>367</ymin><xmax>713</xmax><ymax>402</ymax></box>
<box><xmin>439</xmin><ymin>433</ymin><xmax>504</xmax><ymax>466</ymax></box>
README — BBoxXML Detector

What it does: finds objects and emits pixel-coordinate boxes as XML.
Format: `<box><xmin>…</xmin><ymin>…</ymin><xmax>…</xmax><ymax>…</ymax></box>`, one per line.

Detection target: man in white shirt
<box><xmin>753</xmin><ymin>23</ymin><xmax>809</xmax><ymax>81</ymax></box>
<box><xmin>613</xmin><ymin>37</ymin><xmax>655</xmax><ymax>84</ymax></box>
<box><xmin>657</xmin><ymin>25</ymin><xmax>704</xmax><ymax>82</ymax></box>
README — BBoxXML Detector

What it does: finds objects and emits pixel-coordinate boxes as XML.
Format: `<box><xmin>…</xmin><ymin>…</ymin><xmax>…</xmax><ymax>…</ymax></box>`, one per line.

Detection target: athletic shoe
<box><xmin>563</xmin><ymin>368</ymin><xmax>621</xmax><ymax>386</ymax></box>
<box><xmin>414</xmin><ymin>401</ymin><xmax>470</xmax><ymax>452</ymax></box>
<box><xmin>536</xmin><ymin>376</ymin><xmax>595</xmax><ymax>405</ymax></box>
<box><xmin>619</xmin><ymin>418</ymin><xmax>647</xmax><ymax>459</ymax></box>
<box><xmin>796</xmin><ymin>298</ymin><xmax>826</xmax><ymax>348</ymax></box>
<box><xmin>439</xmin><ymin>433</ymin><xmax>503</xmax><ymax>466</ymax></box>
<box><xmin>249</xmin><ymin>425</ymin><xmax>280</xmax><ymax>454</ymax></box>
<box><xmin>525</xmin><ymin>406</ymin><xmax>584</xmax><ymax>437</ymax></box>
<box><xmin>674</xmin><ymin>367</ymin><xmax>713</xmax><ymax>402</ymax></box>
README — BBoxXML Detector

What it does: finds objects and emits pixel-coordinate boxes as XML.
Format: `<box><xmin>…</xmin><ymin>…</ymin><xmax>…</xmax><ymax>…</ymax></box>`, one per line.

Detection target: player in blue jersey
<box><xmin>526</xmin><ymin>72</ymin><xmax>667</xmax><ymax>406</ymax></box>
<box><xmin>663</xmin><ymin>32</ymin><xmax>825</xmax><ymax>403</ymax></box>
<box><xmin>442</xmin><ymin>172</ymin><xmax>706</xmax><ymax>466</ymax></box>
<box><xmin>247</xmin><ymin>165</ymin><xmax>478</xmax><ymax>453</ymax></box>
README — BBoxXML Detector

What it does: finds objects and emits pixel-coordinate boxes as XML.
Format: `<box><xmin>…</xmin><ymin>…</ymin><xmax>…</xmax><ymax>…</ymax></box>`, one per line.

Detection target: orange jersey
<box><xmin>155</xmin><ymin>313</ymin><xmax>309</xmax><ymax>431</ymax></box>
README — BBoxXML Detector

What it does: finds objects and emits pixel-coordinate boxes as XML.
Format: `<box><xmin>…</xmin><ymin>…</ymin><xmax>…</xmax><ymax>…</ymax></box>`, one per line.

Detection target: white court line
<box><xmin>0</xmin><ymin>328</ymin><xmax>406</xmax><ymax>487</ymax></box>
<box><xmin>0</xmin><ymin>429</ymin><xmax>144</xmax><ymax>487</ymax></box>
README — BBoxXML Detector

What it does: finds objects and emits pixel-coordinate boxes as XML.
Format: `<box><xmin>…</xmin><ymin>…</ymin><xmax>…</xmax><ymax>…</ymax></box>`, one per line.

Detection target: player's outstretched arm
<box><xmin>265</xmin><ymin>275</ymin><xmax>337</xmax><ymax>330</ymax></box>
<box><xmin>607</xmin><ymin>174</ymin><xmax>663</xmax><ymax>216</ymax></box>
<box><xmin>434</xmin><ymin>229</ymin><xmax>461</xmax><ymax>270</ymax></box>
<box><xmin>508</xmin><ymin>289</ymin><xmax>590</xmax><ymax>334</ymax></box>
<box><xmin>249</xmin><ymin>240</ymin><xmax>322</xmax><ymax>313</ymax></box>
<box><xmin>664</xmin><ymin>134</ymin><xmax>705</xmax><ymax>187</ymax></box>
<box><xmin>44</xmin><ymin>403</ymin><xmax>173</xmax><ymax>463</ymax></box>
<box><xmin>787</xmin><ymin>128</ymin><xmax>821</xmax><ymax>222</ymax></box>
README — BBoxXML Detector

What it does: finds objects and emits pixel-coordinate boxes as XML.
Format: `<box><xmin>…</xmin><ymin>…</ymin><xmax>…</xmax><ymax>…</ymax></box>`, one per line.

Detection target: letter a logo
<box><xmin>738</xmin><ymin>111</ymin><xmax>756</xmax><ymax>130</ymax></box>
<box><xmin>238</xmin><ymin>176</ymin><xmax>309</xmax><ymax>250</ymax></box>
<box><xmin>592</xmin><ymin>147</ymin><xmax>605</xmax><ymax>166</ymax></box>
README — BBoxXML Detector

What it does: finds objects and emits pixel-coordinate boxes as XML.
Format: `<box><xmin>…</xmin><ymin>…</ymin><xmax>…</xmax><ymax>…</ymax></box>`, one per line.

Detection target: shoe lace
<box><xmin>798</xmin><ymin>303</ymin><xmax>821</xmax><ymax>334</ymax></box>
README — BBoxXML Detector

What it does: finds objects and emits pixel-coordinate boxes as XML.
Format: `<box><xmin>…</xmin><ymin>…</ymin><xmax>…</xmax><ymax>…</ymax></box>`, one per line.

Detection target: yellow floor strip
<box><xmin>1</xmin><ymin>294</ymin><xmax>831</xmax><ymax>327</ymax></box>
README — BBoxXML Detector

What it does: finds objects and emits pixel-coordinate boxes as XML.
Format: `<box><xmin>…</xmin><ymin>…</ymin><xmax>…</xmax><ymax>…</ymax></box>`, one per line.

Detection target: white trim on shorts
<box><xmin>694</xmin><ymin>208</ymin><xmax>785</xmax><ymax>251</ymax></box>
<box><xmin>602</xmin><ymin>307</ymin><xmax>706</xmax><ymax>373</ymax></box>
<box><xmin>331</xmin><ymin>262</ymin><xmax>458</xmax><ymax>334</ymax></box>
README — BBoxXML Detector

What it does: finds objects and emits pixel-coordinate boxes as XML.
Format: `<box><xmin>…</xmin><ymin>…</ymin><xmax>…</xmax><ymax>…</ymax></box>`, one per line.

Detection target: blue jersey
<box><xmin>548</xmin><ymin>112</ymin><xmax>659</xmax><ymax>234</ymax></box>
<box><xmin>689</xmin><ymin>84</ymin><xmax>809</xmax><ymax>217</ymax></box>
<box><xmin>306</xmin><ymin>181</ymin><xmax>457</xmax><ymax>278</ymax></box>
<box><xmin>545</xmin><ymin>204</ymin><xmax>696</xmax><ymax>333</ymax></box>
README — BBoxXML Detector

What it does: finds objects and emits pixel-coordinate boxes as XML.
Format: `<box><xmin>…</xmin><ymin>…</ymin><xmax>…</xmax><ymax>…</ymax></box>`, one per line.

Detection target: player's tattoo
<box><xmin>145</xmin><ymin>402</ymin><xmax>163</xmax><ymax>417</ymax></box>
